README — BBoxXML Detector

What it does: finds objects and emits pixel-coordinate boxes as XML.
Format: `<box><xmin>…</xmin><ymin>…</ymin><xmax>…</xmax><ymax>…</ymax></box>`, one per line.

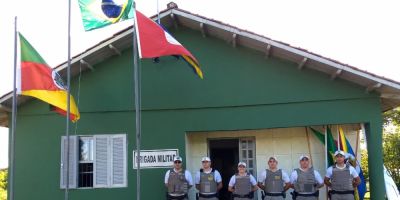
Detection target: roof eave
<box><xmin>1</xmin><ymin>4</ymin><xmax>400</xmax><ymax>128</ymax></box>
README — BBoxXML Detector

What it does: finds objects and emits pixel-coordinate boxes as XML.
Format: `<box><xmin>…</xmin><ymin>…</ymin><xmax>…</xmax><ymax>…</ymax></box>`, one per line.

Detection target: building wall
<box><xmin>10</xmin><ymin>26</ymin><xmax>382</xmax><ymax>200</ymax></box>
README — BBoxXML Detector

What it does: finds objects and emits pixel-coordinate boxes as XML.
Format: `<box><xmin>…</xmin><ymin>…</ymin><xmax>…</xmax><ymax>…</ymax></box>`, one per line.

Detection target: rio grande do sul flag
<box><xmin>78</xmin><ymin>0</ymin><xmax>134</xmax><ymax>31</ymax></box>
<box><xmin>135</xmin><ymin>10</ymin><xmax>203</xmax><ymax>79</ymax></box>
<box><xmin>17</xmin><ymin>33</ymin><xmax>80</xmax><ymax>122</ymax></box>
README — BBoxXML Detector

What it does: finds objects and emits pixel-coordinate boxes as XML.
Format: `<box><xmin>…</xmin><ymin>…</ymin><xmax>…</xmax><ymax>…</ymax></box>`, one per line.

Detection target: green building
<box><xmin>1</xmin><ymin>2</ymin><xmax>400</xmax><ymax>200</ymax></box>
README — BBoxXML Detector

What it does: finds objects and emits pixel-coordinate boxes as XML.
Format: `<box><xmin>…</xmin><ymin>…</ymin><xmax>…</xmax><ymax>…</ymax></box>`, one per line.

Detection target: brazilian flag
<box><xmin>78</xmin><ymin>0</ymin><xmax>134</xmax><ymax>31</ymax></box>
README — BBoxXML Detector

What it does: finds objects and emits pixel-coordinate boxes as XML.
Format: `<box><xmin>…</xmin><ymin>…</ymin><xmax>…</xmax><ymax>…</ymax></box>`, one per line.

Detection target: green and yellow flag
<box><xmin>78</xmin><ymin>0</ymin><xmax>134</xmax><ymax>31</ymax></box>
<box><xmin>310</xmin><ymin>127</ymin><xmax>337</xmax><ymax>166</ymax></box>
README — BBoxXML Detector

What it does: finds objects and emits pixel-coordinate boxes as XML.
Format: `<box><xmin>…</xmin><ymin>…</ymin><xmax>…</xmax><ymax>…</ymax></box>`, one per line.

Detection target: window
<box><xmin>239</xmin><ymin>138</ymin><xmax>257</xmax><ymax>200</ymax></box>
<box><xmin>239</xmin><ymin>138</ymin><xmax>256</xmax><ymax>175</ymax></box>
<box><xmin>60</xmin><ymin>134</ymin><xmax>127</xmax><ymax>189</ymax></box>
<box><xmin>79</xmin><ymin>137</ymin><xmax>94</xmax><ymax>187</ymax></box>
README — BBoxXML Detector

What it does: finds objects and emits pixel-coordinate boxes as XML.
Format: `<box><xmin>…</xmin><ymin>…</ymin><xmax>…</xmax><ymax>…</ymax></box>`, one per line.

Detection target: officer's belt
<box><xmin>199</xmin><ymin>192</ymin><xmax>218</xmax><ymax>198</ymax></box>
<box><xmin>329</xmin><ymin>190</ymin><xmax>354</xmax><ymax>195</ymax></box>
<box><xmin>232</xmin><ymin>192</ymin><xmax>253</xmax><ymax>199</ymax></box>
<box><xmin>265</xmin><ymin>192</ymin><xmax>284</xmax><ymax>197</ymax></box>
<box><xmin>292</xmin><ymin>190</ymin><xmax>319</xmax><ymax>197</ymax></box>
<box><xmin>167</xmin><ymin>193</ymin><xmax>188</xmax><ymax>200</ymax></box>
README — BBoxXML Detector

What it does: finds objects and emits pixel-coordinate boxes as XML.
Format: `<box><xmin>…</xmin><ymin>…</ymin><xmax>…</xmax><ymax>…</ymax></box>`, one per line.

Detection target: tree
<box><xmin>360</xmin><ymin>148</ymin><xmax>369</xmax><ymax>181</ymax></box>
<box><xmin>0</xmin><ymin>169</ymin><xmax>7</xmax><ymax>190</ymax></box>
<box><xmin>0</xmin><ymin>168</ymin><xmax>7</xmax><ymax>200</ymax></box>
<box><xmin>382</xmin><ymin>130</ymin><xmax>400</xmax><ymax>189</ymax></box>
<box><xmin>383</xmin><ymin>107</ymin><xmax>400</xmax><ymax>126</ymax></box>
<box><xmin>382</xmin><ymin>107</ymin><xmax>400</xmax><ymax>189</ymax></box>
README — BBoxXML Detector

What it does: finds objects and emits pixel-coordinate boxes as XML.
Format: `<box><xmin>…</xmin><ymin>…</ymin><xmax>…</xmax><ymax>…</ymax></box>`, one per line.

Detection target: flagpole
<box><xmin>132</xmin><ymin>2</ymin><xmax>142</xmax><ymax>200</ymax></box>
<box><xmin>355</xmin><ymin>128</ymin><xmax>360</xmax><ymax>159</ymax></box>
<box><xmin>324</xmin><ymin>126</ymin><xmax>329</xmax><ymax>199</ymax></box>
<box><xmin>337</xmin><ymin>125</ymin><xmax>340</xmax><ymax>151</ymax></box>
<box><xmin>9</xmin><ymin>16</ymin><xmax>18</xmax><ymax>200</ymax></box>
<box><xmin>65</xmin><ymin>0</ymin><xmax>72</xmax><ymax>199</ymax></box>
<box><xmin>305</xmin><ymin>127</ymin><xmax>313</xmax><ymax>166</ymax></box>
<box><xmin>324</xmin><ymin>126</ymin><xmax>328</xmax><ymax>168</ymax></box>
<box><xmin>157</xmin><ymin>0</ymin><xmax>160</xmax><ymax>24</ymax></box>
<box><xmin>360</xmin><ymin>123</ymin><xmax>367</xmax><ymax>149</ymax></box>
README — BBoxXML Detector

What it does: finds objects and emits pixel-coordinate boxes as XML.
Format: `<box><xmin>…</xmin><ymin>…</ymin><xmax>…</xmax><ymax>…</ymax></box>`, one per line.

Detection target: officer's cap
<box><xmin>268</xmin><ymin>156</ymin><xmax>278</xmax><ymax>162</ymax></box>
<box><xmin>334</xmin><ymin>150</ymin><xmax>346</xmax><ymax>157</ymax></box>
<box><xmin>174</xmin><ymin>156</ymin><xmax>183</xmax><ymax>162</ymax></box>
<box><xmin>299</xmin><ymin>155</ymin><xmax>310</xmax><ymax>161</ymax></box>
<box><xmin>201</xmin><ymin>157</ymin><xmax>211</xmax><ymax>162</ymax></box>
<box><xmin>238</xmin><ymin>162</ymin><xmax>247</xmax><ymax>167</ymax></box>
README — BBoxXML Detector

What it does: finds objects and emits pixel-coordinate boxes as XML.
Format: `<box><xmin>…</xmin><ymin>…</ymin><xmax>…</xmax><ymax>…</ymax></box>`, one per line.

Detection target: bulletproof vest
<box><xmin>294</xmin><ymin>167</ymin><xmax>316</xmax><ymax>193</ymax></box>
<box><xmin>331</xmin><ymin>165</ymin><xmax>353</xmax><ymax>191</ymax></box>
<box><xmin>199</xmin><ymin>169</ymin><xmax>218</xmax><ymax>194</ymax></box>
<box><xmin>167</xmin><ymin>169</ymin><xmax>189</xmax><ymax>195</ymax></box>
<box><xmin>233</xmin><ymin>173</ymin><xmax>252</xmax><ymax>195</ymax></box>
<box><xmin>264</xmin><ymin>169</ymin><xmax>284</xmax><ymax>193</ymax></box>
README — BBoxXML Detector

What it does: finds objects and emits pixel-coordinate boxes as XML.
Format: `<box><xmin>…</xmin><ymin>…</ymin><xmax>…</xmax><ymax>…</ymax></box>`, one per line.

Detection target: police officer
<box><xmin>228</xmin><ymin>162</ymin><xmax>258</xmax><ymax>200</ymax></box>
<box><xmin>324</xmin><ymin>151</ymin><xmax>360</xmax><ymax>200</ymax></box>
<box><xmin>290</xmin><ymin>155</ymin><xmax>324</xmax><ymax>200</ymax></box>
<box><xmin>258</xmin><ymin>156</ymin><xmax>290</xmax><ymax>200</ymax></box>
<box><xmin>195</xmin><ymin>156</ymin><xmax>223</xmax><ymax>200</ymax></box>
<box><xmin>165</xmin><ymin>156</ymin><xmax>193</xmax><ymax>200</ymax></box>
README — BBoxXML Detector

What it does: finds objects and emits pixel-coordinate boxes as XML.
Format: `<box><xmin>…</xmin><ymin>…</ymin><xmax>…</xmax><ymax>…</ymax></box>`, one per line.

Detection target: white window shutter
<box><xmin>60</xmin><ymin>136</ymin><xmax>78</xmax><ymax>189</ymax></box>
<box><xmin>93</xmin><ymin>135</ymin><xmax>110</xmax><ymax>188</ymax></box>
<box><xmin>110</xmin><ymin>134</ymin><xmax>127</xmax><ymax>187</ymax></box>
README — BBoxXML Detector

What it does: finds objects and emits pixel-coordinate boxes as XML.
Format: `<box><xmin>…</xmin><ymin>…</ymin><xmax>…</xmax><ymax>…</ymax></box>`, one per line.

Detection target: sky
<box><xmin>1</xmin><ymin>0</ymin><xmax>400</xmax><ymax>169</ymax></box>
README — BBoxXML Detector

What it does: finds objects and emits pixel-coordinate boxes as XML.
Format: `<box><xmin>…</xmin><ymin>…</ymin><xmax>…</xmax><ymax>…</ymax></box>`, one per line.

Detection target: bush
<box><xmin>0</xmin><ymin>169</ymin><xmax>7</xmax><ymax>200</ymax></box>
<box><xmin>383</xmin><ymin>130</ymin><xmax>400</xmax><ymax>189</ymax></box>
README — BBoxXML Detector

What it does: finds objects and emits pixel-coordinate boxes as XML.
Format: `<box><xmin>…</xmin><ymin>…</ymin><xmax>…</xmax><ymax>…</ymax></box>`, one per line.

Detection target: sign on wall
<box><xmin>133</xmin><ymin>149</ymin><xmax>179</xmax><ymax>169</ymax></box>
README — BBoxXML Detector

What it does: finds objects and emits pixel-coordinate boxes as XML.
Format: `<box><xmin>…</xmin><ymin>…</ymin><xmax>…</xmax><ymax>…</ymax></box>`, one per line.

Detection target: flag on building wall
<box><xmin>135</xmin><ymin>10</ymin><xmax>203</xmax><ymax>78</ymax></box>
<box><xmin>309</xmin><ymin>127</ymin><xmax>324</xmax><ymax>143</ymax></box>
<box><xmin>17</xmin><ymin>33</ymin><xmax>80</xmax><ymax>122</ymax></box>
<box><xmin>78</xmin><ymin>0</ymin><xmax>134</xmax><ymax>31</ymax></box>
<box><xmin>338</xmin><ymin>127</ymin><xmax>367</xmax><ymax>200</ymax></box>
<box><xmin>310</xmin><ymin>127</ymin><xmax>337</xmax><ymax>166</ymax></box>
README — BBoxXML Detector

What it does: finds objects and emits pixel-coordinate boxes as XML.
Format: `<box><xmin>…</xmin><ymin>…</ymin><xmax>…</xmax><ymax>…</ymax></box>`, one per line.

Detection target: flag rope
<box><xmin>73</xmin><ymin>60</ymin><xmax>84</xmax><ymax>135</ymax></box>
